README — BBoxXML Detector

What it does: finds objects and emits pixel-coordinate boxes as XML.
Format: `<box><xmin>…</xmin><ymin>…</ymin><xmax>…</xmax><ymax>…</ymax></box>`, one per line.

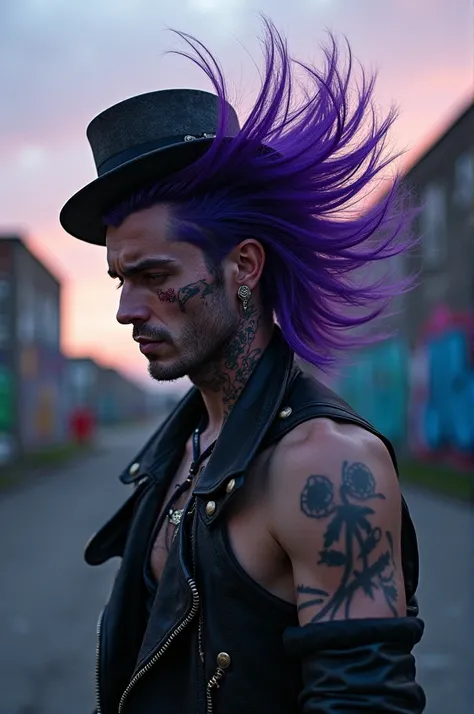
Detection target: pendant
<box><xmin>171</xmin><ymin>497</ymin><xmax>196</xmax><ymax>544</ymax></box>
<box><xmin>168</xmin><ymin>508</ymin><xmax>184</xmax><ymax>526</ymax></box>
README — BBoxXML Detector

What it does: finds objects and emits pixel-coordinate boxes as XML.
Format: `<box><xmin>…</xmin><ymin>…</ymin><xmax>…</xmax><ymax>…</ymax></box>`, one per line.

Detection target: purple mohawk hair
<box><xmin>104</xmin><ymin>17</ymin><xmax>415</xmax><ymax>371</ymax></box>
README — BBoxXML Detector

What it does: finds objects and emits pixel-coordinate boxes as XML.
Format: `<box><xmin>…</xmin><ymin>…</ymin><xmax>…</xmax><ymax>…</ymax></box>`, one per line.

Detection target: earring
<box><xmin>237</xmin><ymin>285</ymin><xmax>252</xmax><ymax>312</ymax></box>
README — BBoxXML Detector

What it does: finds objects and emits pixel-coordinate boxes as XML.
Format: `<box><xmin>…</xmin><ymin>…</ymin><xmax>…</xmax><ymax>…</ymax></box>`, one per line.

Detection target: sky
<box><xmin>1</xmin><ymin>0</ymin><xmax>472</xmax><ymax>390</ymax></box>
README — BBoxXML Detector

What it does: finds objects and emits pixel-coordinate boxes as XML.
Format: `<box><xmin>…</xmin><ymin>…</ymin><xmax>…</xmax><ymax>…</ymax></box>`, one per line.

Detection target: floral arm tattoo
<box><xmin>296</xmin><ymin>460</ymin><xmax>398</xmax><ymax>622</ymax></box>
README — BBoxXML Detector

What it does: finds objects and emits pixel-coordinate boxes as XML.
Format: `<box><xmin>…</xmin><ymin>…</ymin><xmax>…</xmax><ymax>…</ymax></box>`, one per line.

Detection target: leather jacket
<box><xmin>86</xmin><ymin>329</ymin><xmax>425</xmax><ymax>713</ymax></box>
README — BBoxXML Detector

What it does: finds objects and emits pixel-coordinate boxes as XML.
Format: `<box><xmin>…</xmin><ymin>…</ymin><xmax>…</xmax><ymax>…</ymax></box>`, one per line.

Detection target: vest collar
<box><xmin>120</xmin><ymin>327</ymin><xmax>294</xmax><ymax>493</ymax></box>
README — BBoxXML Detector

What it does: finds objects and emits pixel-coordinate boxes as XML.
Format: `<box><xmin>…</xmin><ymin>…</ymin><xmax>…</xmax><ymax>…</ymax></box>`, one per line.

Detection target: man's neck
<box><xmin>190</xmin><ymin>305</ymin><xmax>274</xmax><ymax>438</ymax></box>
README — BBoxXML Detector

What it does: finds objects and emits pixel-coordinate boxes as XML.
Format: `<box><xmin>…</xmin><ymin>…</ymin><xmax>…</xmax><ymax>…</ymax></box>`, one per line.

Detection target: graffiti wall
<box><xmin>0</xmin><ymin>241</ymin><xmax>15</xmax><ymax>463</ymax></box>
<box><xmin>18</xmin><ymin>345</ymin><xmax>67</xmax><ymax>450</ymax></box>
<box><xmin>336</xmin><ymin>306</ymin><xmax>474</xmax><ymax>468</ymax></box>
<box><xmin>336</xmin><ymin>339</ymin><xmax>409</xmax><ymax>446</ymax></box>
<box><xmin>409</xmin><ymin>307</ymin><xmax>474</xmax><ymax>464</ymax></box>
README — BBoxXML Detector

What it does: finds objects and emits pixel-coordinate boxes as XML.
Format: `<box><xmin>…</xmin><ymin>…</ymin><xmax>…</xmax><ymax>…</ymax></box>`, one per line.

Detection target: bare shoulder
<box><xmin>267</xmin><ymin>417</ymin><xmax>402</xmax><ymax>548</ymax></box>
<box><xmin>268</xmin><ymin>417</ymin><xmax>398</xmax><ymax>494</ymax></box>
<box><xmin>267</xmin><ymin>418</ymin><xmax>406</xmax><ymax>622</ymax></box>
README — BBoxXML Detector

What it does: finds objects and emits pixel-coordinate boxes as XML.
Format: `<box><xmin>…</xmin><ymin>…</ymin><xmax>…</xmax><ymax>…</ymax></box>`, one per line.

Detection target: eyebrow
<box><xmin>107</xmin><ymin>257</ymin><xmax>178</xmax><ymax>279</ymax></box>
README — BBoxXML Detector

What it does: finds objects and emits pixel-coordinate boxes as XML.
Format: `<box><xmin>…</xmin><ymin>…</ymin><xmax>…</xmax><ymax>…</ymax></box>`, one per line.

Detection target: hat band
<box><xmin>97</xmin><ymin>133</ymin><xmax>216</xmax><ymax>176</ymax></box>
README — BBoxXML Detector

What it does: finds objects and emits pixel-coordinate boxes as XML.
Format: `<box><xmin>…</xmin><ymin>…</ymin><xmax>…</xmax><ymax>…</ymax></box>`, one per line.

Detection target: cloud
<box><xmin>2</xmin><ymin>0</ymin><xmax>469</xmax><ymax>150</ymax></box>
<box><xmin>0</xmin><ymin>0</ymin><xmax>264</xmax><ymax>150</ymax></box>
<box><xmin>15</xmin><ymin>145</ymin><xmax>47</xmax><ymax>170</ymax></box>
<box><xmin>187</xmin><ymin>0</ymin><xmax>245</xmax><ymax>11</ymax></box>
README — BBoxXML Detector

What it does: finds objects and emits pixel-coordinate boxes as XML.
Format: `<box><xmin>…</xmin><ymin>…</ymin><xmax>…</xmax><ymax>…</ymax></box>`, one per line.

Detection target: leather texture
<box><xmin>284</xmin><ymin>617</ymin><xmax>426</xmax><ymax>712</ymax></box>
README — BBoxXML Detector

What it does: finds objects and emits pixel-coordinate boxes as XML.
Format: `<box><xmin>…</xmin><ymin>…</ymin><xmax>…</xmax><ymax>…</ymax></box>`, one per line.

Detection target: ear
<box><xmin>226</xmin><ymin>239</ymin><xmax>266</xmax><ymax>290</ymax></box>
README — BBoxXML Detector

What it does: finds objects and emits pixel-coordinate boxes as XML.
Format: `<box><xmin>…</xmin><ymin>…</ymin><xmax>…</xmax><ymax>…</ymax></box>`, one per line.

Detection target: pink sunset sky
<box><xmin>1</xmin><ymin>0</ymin><xmax>472</xmax><ymax>389</ymax></box>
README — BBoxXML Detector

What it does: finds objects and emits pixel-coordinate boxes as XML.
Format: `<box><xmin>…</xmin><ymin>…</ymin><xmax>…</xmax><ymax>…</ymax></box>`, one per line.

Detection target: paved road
<box><xmin>0</xmin><ymin>419</ymin><xmax>161</xmax><ymax>714</ymax></box>
<box><xmin>407</xmin><ymin>484</ymin><xmax>474</xmax><ymax>712</ymax></box>
<box><xmin>0</xmin><ymin>420</ymin><xmax>472</xmax><ymax>714</ymax></box>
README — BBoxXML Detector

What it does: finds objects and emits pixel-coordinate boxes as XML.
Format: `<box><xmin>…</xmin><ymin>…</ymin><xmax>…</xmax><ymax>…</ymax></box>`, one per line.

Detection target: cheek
<box><xmin>156</xmin><ymin>288</ymin><xmax>177</xmax><ymax>304</ymax></box>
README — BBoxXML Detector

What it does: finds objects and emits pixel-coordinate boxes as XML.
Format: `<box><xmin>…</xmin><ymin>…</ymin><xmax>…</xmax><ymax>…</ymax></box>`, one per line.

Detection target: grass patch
<box><xmin>400</xmin><ymin>460</ymin><xmax>474</xmax><ymax>503</ymax></box>
<box><xmin>0</xmin><ymin>441</ymin><xmax>93</xmax><ymax>492</ymax></box>
<box><xmin>21</xmin><ymin>442</ymin><xmax>86</xmax><ymax>466</ymax></box>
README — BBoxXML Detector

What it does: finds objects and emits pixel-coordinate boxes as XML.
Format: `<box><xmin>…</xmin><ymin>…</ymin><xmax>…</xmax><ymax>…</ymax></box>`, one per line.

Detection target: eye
<box><xmin>146</xmin><ymin>274</ymin><xmax>167</xmax><ymax>286</ymax></box>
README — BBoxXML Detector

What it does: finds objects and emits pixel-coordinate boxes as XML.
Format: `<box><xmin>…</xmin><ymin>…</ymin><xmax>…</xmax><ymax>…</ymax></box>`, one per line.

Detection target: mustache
<box><xmin>132</xmin><ymin>325</ymin><xmax>172</xmax><ymax>342</ymax></box>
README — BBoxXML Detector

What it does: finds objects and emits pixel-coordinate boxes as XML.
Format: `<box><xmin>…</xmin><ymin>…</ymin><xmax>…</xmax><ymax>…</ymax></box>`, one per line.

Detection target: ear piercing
<box><xmin>237</xmin><ymin>285</ymin><xmax>251</xmax><ymax>312</ymax></box>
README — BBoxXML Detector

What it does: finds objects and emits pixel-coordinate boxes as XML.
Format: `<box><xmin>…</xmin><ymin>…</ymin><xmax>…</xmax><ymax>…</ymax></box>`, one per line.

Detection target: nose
<box><xmin>116</xmin><ymin>285</ymin><xmax>151</xmax><ymax>326</ymax></box>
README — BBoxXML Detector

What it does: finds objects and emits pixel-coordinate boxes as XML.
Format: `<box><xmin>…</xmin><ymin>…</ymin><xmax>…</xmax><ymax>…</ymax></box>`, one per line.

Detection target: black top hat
<box><xmin>59</xmin><ymin>89</ymin><xmax>241</xmax><ymax>246</ymax></box>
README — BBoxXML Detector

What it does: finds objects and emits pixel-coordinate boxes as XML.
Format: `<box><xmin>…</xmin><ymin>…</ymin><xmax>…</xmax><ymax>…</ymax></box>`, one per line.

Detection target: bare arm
<box><xmin>269</xmin><ymin>420</ymin><xmax>425</xmax><ymax>713</ymax></box>
<box><xmin>269</xmin><ymin>420</ymin><xmax>406</xmax><ymax>625</ymax></box>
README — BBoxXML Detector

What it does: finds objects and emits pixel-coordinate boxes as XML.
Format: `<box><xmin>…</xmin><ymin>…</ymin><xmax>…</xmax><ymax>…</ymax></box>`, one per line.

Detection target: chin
<box><xmin>147</xmin><ymin>359</ymin><xmax>189</xmax><ymax>383</ymax></box>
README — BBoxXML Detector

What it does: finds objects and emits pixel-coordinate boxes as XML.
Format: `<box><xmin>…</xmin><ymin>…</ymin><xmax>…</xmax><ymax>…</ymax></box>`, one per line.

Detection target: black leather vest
<box><xmin>85</xmin><ymin>330</ymin><xmax>419</xmax><ymax>714</ymax></box>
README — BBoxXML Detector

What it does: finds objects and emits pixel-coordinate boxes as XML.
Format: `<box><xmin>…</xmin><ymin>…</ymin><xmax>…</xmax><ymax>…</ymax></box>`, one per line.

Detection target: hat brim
<box><xmin>59</xmin><ymin>138</ymin><xmax>215</xmax><ymax>246</ymax></box>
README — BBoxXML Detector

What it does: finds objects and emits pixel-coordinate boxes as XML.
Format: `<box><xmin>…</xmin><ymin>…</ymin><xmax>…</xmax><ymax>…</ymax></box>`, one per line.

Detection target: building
<box><xmin>0</xmin><ymin>235</ymin><xmax>172</xmax><ymax>465</ymax></box>
<box><xmin>95</xmin><ymin>365</ymin><xmax>150</xmax><ymax>424</ymax></box>
<box><xmin>0</xmin><ymin>235</ymin><xmax>64</xmax><ymax>463</ymax></box>
<box><xmin>65</xmin><ymin>358</ymin><xmax>153</xmax><ymax>425</ymax></box>
<box><xmin>334</xmin><ymin>99</ymin><xmax>474</xmax><ymax>463</ymax></box>
<box><xmin>402</xmin><ymin>99</ymin><xmax>474</xmax><ymax>343</ymax></box>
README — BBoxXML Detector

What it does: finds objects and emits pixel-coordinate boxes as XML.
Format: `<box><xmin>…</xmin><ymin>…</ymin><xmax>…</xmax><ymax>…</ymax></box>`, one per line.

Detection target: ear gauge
<box><xmin>237</xmin><ymin>285</ymin><xmax>252</xmax><ymax>312</ymax></box>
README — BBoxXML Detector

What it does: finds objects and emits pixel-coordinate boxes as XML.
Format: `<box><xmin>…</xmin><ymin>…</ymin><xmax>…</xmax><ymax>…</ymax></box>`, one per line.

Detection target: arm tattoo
<box><xmin>297</xmin><ymin>461</ymin><xmax>398</xmax><ymax>622</ymax></box>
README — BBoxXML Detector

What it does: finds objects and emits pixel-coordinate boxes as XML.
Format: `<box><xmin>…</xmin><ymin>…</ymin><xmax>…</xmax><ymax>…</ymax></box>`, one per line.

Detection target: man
<box><xmin>60</xmin><ymin>19</ymin><xmax>425</xmax><ymax>714</ymax></box>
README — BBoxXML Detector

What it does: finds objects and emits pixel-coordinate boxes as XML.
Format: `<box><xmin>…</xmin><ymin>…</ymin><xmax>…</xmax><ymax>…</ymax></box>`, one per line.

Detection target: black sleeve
<box><xmin>284</xmin><ymin>617</ymin><xmax>426</xmax><ymax>713</ymax></box>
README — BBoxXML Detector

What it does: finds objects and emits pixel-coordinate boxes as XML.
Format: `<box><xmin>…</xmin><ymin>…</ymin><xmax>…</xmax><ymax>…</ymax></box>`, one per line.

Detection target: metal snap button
<box><xmin>129</xmin><ymin>462</ymin><xmax>140</xmax><ymax>476</ymax></box>
<box><xmin>216</xmin><ymin>652</ymin><xmax>231</xmax><ymax>669</ymax></box>
<box><xmin>206</xmin><ymin>500</ymin><xmax>216</xmax><ymax>517</ymax></box>
<box><xmin>278</xmin><ymin>406</ymin><xmax>292</xmax><ymax>419</ymax></box>
<box><xmin>226</xmin><ymin>478</ymin><xmax>236</xmax><ymax>494</ymax></box>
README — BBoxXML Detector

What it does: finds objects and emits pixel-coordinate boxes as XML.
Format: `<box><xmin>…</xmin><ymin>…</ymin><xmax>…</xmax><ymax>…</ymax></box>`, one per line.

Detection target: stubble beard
<box><xmin>147</xmin><ymin>289</ymin><xmax>240</xmax><ymax>384</ymax></box>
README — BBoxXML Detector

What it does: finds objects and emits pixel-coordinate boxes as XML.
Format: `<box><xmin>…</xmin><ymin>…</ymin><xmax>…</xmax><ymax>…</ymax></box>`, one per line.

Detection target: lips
<box><xmin>136</xmin><ymin>338</ymin><xmax>164</xmax><ymax>355</ymax></box>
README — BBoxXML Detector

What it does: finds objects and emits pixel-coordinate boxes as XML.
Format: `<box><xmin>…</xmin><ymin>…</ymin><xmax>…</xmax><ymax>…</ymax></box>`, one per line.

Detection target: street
<box><xmin>0</xmin><ymin>419</ymin><xmax>472</xmax><ymax>714</ymax></box>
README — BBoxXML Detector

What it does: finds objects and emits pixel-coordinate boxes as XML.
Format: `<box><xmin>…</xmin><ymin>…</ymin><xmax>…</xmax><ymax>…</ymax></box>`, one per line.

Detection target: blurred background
<box><xmin>0</xmin><ymin>1</ymin><xmax>472</xmax><ymax>713</ymax></box>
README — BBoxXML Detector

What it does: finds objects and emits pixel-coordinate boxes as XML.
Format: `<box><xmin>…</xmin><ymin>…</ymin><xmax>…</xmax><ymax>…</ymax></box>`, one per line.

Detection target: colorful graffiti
<box><xmin>410</xmin><ymin>307</ymin><xmax>474</xmax><ymax>461</ymax></box>
<box><xmin>336</xmin><ymin>306</ymin><xmax>474</xmax><ymax>467</ymax></box>
<box><xmin>0</xmin><ymin>364</ymin><xmax>15</xmax><ymax>463</ymax></box>
<box><xmin>336</xmin><ymin>340</ymin><xmax>409</xmax><ymax>445</ymax></box>
<box><xmin>18</xmin><ymin>346</ymin><xmax>67</xmax><ymax>449</ymax></box>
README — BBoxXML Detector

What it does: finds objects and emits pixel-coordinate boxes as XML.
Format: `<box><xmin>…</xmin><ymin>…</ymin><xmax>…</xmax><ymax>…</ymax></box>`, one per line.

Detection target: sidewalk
<box><xmin>403</xmin><ymin>484</ymin><xmax>474</xmax><ymax>713</ymax></box>
<box><xmin>0</xmin><ymin>417</ymin><xmax>163</xmax><ymax>494</ymax></box>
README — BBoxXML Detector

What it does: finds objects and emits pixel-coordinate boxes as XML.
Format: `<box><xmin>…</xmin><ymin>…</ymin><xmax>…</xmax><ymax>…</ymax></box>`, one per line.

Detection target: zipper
<box><xmin>117</xmin><ymin>497</ymin><xmax>200</xmax><ymax>714</ymax></box>
<box><xmin>198</xmin><ymin>609</ymin><xmax>205</xmax><ymax>663</ymax></box>
<box><xmin>200</xmin><ymin>599</ymin><xmax>230</xmax><ymax>714</ymax></box>
<box><xmin>95</xmin><ymin>609</ymin><xmax>104</xmax><ymax>714</ymax></box>
<box><xmin>206</xmin><ymin>666</ymin><xmax>227</xmax><ymax>714</ymax></box>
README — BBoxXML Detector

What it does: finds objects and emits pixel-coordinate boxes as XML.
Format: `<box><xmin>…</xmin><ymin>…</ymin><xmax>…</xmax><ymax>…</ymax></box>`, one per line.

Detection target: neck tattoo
<box><xmin>197</xmin><ymin>303</ymin><xmax>264</xmax><ymax>420</ymax></box>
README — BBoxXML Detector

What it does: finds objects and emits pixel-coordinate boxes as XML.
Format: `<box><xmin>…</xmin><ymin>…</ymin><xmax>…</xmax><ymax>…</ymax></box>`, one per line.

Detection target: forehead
<box><xmin>105</xmin><ymin>203</ymin><xmax>205</xmax><ymax>272</ymax></box>
<box><xmin>106</xmin><ymin>204</ymin><xmax>171</xmax><ymax>260</ymax></box>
